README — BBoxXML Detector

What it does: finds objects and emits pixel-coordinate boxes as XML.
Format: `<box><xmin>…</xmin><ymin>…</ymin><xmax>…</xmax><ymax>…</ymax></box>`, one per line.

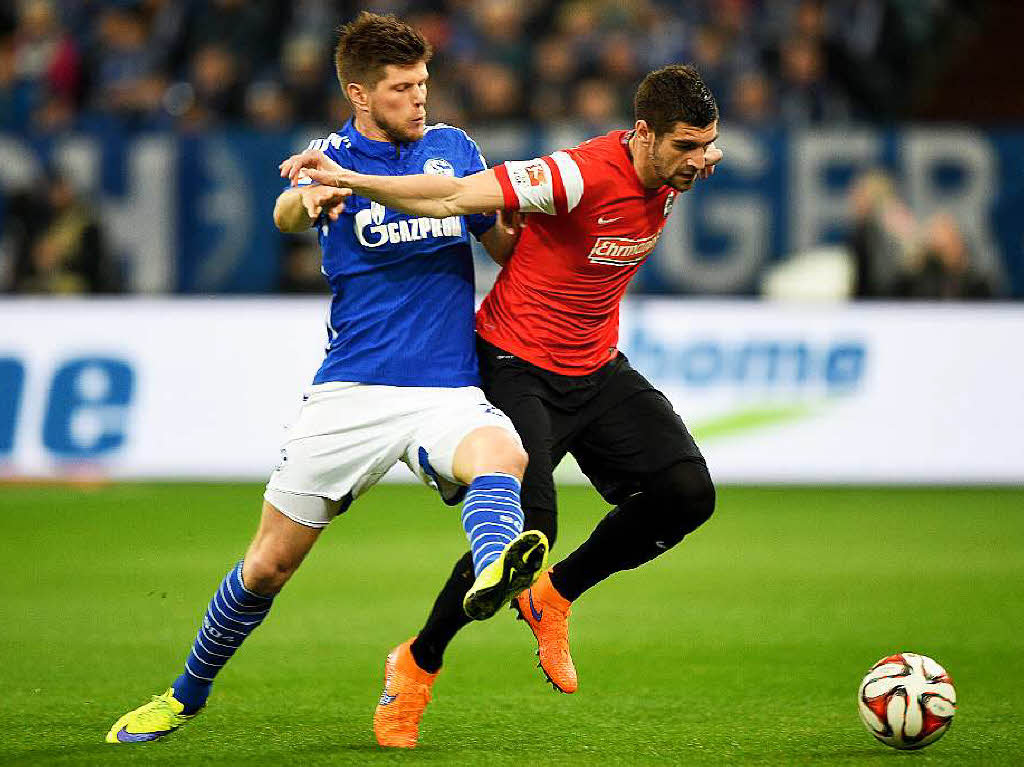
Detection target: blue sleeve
<box><xmin>282</xmin><ymin>138</ymin><xmax>350</xmax><ymax>228</ymax></box>
<box><xmin>461</xmin><ymin>133</ymin><xmax>497</xmax><ymax>239</ymax></box>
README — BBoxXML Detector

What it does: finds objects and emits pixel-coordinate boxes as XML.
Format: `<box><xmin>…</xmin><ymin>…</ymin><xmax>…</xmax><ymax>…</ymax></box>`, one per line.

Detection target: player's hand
<box><xmin>699</xmin><ymin>143</ymin><xmax>723</xmax><ymax>180</ymax></box>
<box><xmin>300</xmin><ymin>184</ymin><xmax>351</xmax><ymax>222</ymax></box>
<box><xmin>303</xmin><ymin>166</ymin><xmax>357</xmax><ymax>189</ymax></box>
<box><xmin>497</xmin><ymin>208</ymin><xmax>526</xmax><ymax>236</ymax></box>
<box><xmin>279</xmin><ymin>148</ymin><xmax>348</xmax><ymax>187</ymax></box>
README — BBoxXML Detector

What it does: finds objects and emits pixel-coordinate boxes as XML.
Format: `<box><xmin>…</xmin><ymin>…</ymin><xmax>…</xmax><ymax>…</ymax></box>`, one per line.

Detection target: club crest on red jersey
<box><xmin>663</xmin><ymin>192</ymin><xmax>676</xmax><ymax>218</ymax></box>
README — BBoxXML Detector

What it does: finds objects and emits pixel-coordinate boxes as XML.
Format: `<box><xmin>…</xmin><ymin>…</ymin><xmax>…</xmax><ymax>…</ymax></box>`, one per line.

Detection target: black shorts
<box><xmin>477</xmin><ymin>337</ymin><xmax>705</xmax><ymax>522</ymax></box>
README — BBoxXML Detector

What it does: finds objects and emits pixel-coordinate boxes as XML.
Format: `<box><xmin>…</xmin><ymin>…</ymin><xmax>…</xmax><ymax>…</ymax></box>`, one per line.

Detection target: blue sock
<box><xmin>462</xmin><ymin>473</ymin><xmax>525</xmax><ymax>576</ymax></box>
<box><xmin>171</xmin><ymin>560</ymin><xmax>274</xmax><ymax>714</ymax></box>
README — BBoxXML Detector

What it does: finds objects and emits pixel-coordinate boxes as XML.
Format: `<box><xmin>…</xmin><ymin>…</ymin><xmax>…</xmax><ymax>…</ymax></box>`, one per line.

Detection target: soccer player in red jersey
<box><xmin>283</xmin><ymin>63</ymin><xmax>722</xmax><ymax>730</ymax></box>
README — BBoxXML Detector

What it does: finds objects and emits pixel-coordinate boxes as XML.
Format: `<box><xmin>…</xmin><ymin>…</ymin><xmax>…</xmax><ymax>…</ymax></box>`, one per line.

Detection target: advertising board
<box><xmin>2</xmin><ymin>299</ymin><xmax>1020</xmax><ymax>484</ymax></box>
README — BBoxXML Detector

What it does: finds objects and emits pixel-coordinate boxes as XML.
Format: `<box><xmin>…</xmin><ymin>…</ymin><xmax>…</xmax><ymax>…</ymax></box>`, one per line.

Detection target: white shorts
<box><xmin>264</xmin><ymin>382</ymin><xmax>521</xmax><ymax>528</ymax></box>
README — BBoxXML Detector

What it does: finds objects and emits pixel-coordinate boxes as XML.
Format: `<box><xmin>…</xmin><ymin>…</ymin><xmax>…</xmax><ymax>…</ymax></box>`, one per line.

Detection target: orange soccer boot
<box><xmin>373</xmin><ymin>638</ymin><xmax>439</xmax><ymax>748</ymax></box>
<box><xmin>513</xmin><ymin>569</ymin><xmax>578</xmax><ymax>693</ymax></box>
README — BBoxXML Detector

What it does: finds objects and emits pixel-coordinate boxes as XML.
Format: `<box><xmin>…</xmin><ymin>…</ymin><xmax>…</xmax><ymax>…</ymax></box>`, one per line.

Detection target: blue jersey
<box><xmin>301</xmin><ymin>120</ymin><xmax>495</xmax><ymax>387</ymax></box>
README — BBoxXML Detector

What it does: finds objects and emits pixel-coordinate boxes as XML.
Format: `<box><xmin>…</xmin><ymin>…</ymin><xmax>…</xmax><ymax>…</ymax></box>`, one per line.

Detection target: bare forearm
<box><xmin>346</xmin><ymin>172</ymin><xmax>466</xmax><ymax>218</ymax></box>
<box><xmin>274</xmin><ymin>189</ymin><xmax>313</xmax><ymax>232</ymax></box>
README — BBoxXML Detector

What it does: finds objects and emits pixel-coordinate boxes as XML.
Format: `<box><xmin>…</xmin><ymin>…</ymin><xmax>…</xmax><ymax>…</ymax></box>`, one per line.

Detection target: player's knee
<box><xmin>243</xmin><ymin>542</ymin><xmax>304</xmax><ymax>595</ymax></box>
<box><xmin>502</xmin><ymin>443</ymin><xmax>529</xmax><ymax>479</ymax></box>
<box><xmin>648</xmin><ymin>460</ymin><xmax>716</xmax><ymax>536</ymax></box>
<box><xmin>455</xmin><ymin>426</ymin><xmax>528</xmax><ymax>482</ymax></box>
<box><xmin>484</xmin><ymin>432</ymin><xmax>528</xmax><ymax>479</ymax></box>
<box><xmin>241</xmin><ymin>555</ymin><xmax>292</xmax><ymax>595</ymax></box>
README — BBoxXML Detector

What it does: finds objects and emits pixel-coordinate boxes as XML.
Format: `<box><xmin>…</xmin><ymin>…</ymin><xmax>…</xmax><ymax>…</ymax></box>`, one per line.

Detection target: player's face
<box><xmin>649</xmin><ymin>120</ymin><xmax>719</xmax><ymax>192</ymax></box>
<box><xmin>367</xmin><ymin>62</ymin><xmax>429</xmax><ymax>143</ymax></box>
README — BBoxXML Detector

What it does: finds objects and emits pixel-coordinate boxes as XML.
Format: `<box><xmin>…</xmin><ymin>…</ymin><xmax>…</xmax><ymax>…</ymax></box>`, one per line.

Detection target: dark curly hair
<box><xmin>634</xmin><ymin>64</ymin><xmax>718</xmax><ymax>136</ymax></box>
<box><xmin>334</xmin><ymin>12</ymin><xmax>432</xmax><ymax>93</ymax></box>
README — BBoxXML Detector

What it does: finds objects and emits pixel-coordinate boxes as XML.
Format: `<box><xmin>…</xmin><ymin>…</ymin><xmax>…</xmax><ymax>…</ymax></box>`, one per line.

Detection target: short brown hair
<box><xmin>334</xmin><ymin>12</ymin><xmax>432</xmax><ymax>92</ymax></box>
<box><xmin>634</xmin><ymin>64</ymin><xmax>718</xmax><ymax>136</ymax></box>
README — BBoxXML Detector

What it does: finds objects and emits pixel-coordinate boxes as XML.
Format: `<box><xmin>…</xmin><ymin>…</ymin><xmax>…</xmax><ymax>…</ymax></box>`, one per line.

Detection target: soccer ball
<box><xmin>857</xmin><ymin>652</ymin><xmax>956</xmax><ymax>750</ymax></box>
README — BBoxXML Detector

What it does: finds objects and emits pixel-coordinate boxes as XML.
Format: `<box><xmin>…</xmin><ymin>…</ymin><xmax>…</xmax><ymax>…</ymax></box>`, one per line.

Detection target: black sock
<box><xmin>550</xmin><ymin>460</ymin><xmax>715</xmax><ymax>602</ymax></box>
<box><xmin>410</xmin><ymin>551</ymin><xmax>475</xmax><ymax>673</ymax></box>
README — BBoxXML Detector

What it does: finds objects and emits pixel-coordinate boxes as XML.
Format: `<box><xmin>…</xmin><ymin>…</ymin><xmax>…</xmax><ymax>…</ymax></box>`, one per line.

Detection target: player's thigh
<box><xmin>266</xmin><ymin>383</ymin><xmax>410</xmax><ymax>527</ymax></box>
<box><xmin>571</xmin><ymin>385</ymin><xmax>704</xmax><ymax>506</ymax></box>
<box><xmin>403</xmin><ymin>386</ymin><xmax>523</xmax><ymax>503</ymax></box>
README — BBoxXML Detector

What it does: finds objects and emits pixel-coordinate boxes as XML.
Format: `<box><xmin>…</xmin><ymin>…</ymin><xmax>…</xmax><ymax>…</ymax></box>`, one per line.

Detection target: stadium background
<box><xmin>1</xmin><ymin>1</ymin><xmax>1023</xmax><ymax>764</ymax></box>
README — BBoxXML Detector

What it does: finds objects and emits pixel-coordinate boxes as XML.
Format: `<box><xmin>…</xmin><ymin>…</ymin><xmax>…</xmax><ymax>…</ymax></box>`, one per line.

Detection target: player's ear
<box><xmin>634</xmin><ymin>120</ymin><xmax>652</xmax><ymax>147</ymax></box>
<box><xmin>347</xmin><ymin>82</ymin><xmax>369</xmax><ymax>112</ymax></box>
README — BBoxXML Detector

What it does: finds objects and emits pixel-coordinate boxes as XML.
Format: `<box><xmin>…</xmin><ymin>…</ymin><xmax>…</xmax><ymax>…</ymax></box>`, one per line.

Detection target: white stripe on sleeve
<box><xmin>550</xmin><ymin>151</ymin><xmax>584</xmax><ymax>212</ymax></box>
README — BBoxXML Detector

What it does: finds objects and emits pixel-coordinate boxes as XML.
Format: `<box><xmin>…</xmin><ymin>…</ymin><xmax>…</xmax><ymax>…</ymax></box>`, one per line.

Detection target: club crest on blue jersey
<box><xmin>423</xmin><ymin>158</ymin><xmax>455</xmax><ymax>176</ymax></box>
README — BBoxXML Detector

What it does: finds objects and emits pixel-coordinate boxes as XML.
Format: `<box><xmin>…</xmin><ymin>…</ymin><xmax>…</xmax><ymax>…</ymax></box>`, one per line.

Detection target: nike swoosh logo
<box><xmin>378</xmin><ymin>692</ymin><xmax>398</xmax><ymax>706</ymax></box>
<box><xmin>597</xmin><ymin>216</ymin><xmax>621</xmax><ymax>225</ymax></box>
<box><xmin>116</xmin><ymin>727</ymin><xmax>169</xmax><ymax>742</ymax></box>
<box><xmin>528</xmin><ymin>590</ymin><xmax>544</xmax><ymax>622</ymax></box>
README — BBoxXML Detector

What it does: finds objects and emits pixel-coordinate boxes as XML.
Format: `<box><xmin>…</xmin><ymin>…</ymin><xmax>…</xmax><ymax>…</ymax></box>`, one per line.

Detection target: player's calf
<box><xmin>521</xmin><ymin>460</ymin><xmax>715</xmax><ymax>634</ymax></box>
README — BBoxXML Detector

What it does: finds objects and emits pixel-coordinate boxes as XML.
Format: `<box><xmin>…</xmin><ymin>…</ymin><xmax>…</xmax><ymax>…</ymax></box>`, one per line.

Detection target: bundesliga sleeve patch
<box><xmin>519</xmin><ymin>163</ymin><xmax>547</xmax><ymax>186</ymax></box>
<box><xmin>498</xmin><ymin>152</ymin><xmax>584</xmax><ymax>215</ymax></box>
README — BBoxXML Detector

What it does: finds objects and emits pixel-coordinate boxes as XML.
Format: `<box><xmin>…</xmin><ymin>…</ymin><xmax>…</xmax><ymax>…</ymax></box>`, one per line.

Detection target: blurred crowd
<box><xmin>0</xmin><ymin>0</ymin><xmax>1004</xmax><ymax>298</ymax></box>
<box><xmin>2</xmin><ymin>168</ymin><xmax>121</xmax><ymax>293</ymax></box>
<box><xmin>1</xmin><ymin>0</ymin><xmax>983</xmax><ymax>134</ymax></box>
<box><xmin>846</xmin><ymin>170</ymin><xmax>998</xmax><ymax>300</ymax></box>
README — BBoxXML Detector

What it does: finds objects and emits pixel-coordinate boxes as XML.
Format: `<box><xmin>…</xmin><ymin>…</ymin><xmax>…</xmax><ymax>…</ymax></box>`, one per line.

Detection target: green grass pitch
<box><xmin>1</xmin><ymin>483</ymin><xmax>1022</xmax><ymax>765</ymax></box>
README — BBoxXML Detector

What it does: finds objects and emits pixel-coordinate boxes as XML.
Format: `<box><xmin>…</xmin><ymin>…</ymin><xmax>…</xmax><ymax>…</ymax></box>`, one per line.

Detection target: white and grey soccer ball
<box><xmin>858</xmin><ymin>652</ymin><xmax>956</xmax><ymax>750</ymax></box>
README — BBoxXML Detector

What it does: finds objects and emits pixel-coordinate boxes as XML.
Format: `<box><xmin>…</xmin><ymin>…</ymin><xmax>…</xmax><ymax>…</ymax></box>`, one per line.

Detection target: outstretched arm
<box><xmin>273</xmin><ymin>185</ymin><xmax>350</xmax><ymax>232</ymax></box>
<box><xmin>280</xmin><ymin>149</ymin><xmax>504</xmax><ymax>218</ymax></box>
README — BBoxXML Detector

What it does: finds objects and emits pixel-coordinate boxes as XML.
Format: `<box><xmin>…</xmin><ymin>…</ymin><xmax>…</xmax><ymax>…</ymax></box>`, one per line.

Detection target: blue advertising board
<box><xmin>1</xmin><ymin>126</ymin><xmax>1021</xmax><ymax>295</ymax></box>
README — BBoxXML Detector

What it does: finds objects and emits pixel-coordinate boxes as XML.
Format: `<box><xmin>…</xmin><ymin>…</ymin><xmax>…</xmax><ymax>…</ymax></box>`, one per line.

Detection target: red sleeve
<box><xmin>540</xmin><ymin>156</ymin><xmax>568</xmax><ymax>216</ymax></box>
<box><xmin>493</xmin><ymin>164</ymin><xmax>520</xmax><ymax>212</ymax></box>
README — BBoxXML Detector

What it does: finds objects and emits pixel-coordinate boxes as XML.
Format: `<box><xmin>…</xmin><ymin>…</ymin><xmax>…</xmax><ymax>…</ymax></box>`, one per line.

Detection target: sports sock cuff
<box><xmin>470</xmin><ymin>473</ymin><xmax>521</xmax><ymax>491</ymax></box>
<box><xmin>233</xmin><ymin>560</ymin><xmax>275</xmax><ymax>604</ymax></box>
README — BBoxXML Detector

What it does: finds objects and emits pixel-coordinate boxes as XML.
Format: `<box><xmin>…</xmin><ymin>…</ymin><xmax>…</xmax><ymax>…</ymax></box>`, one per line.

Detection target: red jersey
<box><xmin>478</xmin><ymin>130</ymin><xmax>676</xmax><ymax>375</ymax></box>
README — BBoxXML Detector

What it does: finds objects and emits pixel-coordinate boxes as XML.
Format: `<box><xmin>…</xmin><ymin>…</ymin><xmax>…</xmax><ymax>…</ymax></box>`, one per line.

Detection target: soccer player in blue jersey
<box><xmin>106</xmin><ymin>13</ymin><xmax>547</xmax><ymax>750</ymax></box>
